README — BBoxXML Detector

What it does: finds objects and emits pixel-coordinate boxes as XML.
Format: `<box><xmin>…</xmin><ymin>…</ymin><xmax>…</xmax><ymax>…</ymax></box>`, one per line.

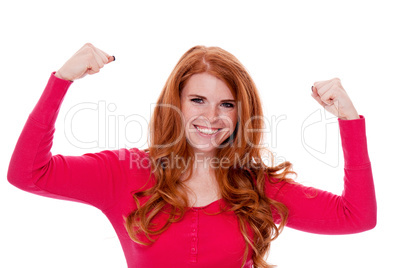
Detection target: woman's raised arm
<box><xmin>6</xmin><ymin>44</ymin><xmax>140</xmax><ymax>212</ymax></box>
<box><xmin>267</xmin><ymin>115</ymin><xmax>377</xmax><ymax>234</ymax></box>
<box><xmin>267</xmin><ymin>78</ymin><xmax>376</xmax><ymax>234</ymax></box>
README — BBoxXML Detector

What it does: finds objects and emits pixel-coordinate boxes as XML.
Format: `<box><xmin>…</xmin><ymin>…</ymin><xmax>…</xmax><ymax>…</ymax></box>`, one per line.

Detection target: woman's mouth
<box><xmin>194</xmin><ymin>125</ymin><xmax>222</xmax><ymax>136</ymax></box>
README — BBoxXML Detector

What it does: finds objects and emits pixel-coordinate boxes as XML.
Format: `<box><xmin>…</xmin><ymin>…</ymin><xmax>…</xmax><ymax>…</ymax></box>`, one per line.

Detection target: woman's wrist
<box><xmin>339</xmin><ymin>108</ymin><xmax>360</xmax><ymax>120</ymax></box>
<box><xmin>340</xmin><ymin>114</ymin><xmax>360</xmax><ymax>120</ymax></box>
<box><xmin>340</xmin><ymin>113</ymin><xmax>360</xmax><ymax>120</ymax></box>
<box><xmin>54</xmin><ymin>71</ymin><xmax>73</xmax><ymax>82</ymax></box>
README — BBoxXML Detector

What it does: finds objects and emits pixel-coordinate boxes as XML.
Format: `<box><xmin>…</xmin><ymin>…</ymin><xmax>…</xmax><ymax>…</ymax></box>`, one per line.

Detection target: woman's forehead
<box><xmin>182</xmin><ymin>73</ymin><xmax>235</xmax><ymax>99</ymax></box>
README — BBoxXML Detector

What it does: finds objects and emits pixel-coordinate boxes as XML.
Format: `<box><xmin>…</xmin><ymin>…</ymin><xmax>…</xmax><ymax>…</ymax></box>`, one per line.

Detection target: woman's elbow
<box><xmin>7</xmin><ymin>164</ymin><xmax>36</xmax><ymax>193</ymax></box>
<box><xmin>7</xmin><ymin>164</ymin><xmax>20</xmax><ymax>187</ymax></box>
<box><xmin>355</xmin><ymin>210</ymin><xmax>377</xmax><ymax>233</ymax></box>
<box><xmin>365</xmin><ymin>211</ymin><xmax>377</xmax><ymax>231</ymax></box>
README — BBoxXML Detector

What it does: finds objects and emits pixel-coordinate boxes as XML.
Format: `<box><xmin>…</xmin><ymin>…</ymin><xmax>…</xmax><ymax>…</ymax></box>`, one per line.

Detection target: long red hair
<box><xmin>124</xmin><ymin>45</ymin><xmax>297</xmax><ymax>268</ymax></box>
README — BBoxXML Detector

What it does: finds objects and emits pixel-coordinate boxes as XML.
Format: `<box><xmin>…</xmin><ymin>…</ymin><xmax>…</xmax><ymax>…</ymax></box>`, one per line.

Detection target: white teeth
<box><xmin>195</xmin><ymin>125</ymin><xmax>219</xmax><ymax>135</ymax></box>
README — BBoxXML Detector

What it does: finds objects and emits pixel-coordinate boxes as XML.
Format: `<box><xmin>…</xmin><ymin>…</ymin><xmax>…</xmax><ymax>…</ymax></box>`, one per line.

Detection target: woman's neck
<box><xmin>180</xmin><ymin>151</ymin><xmax>218</xmax><ymax>184</ymax></box>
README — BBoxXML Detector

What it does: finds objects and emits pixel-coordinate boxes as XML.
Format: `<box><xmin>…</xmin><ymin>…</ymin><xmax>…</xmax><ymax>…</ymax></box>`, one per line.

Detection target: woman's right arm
<box><xmin>6</xmin><ymin>44</ymin><xmax>135</xmax><ymax>211</ymax></box>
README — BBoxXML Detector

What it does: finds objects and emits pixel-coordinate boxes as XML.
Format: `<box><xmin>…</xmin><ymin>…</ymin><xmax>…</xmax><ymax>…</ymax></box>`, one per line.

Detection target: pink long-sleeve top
<box><xmin>7</xmin><ymin>72</ymin><xmax>377</xmax><ymax>268</ymax></box>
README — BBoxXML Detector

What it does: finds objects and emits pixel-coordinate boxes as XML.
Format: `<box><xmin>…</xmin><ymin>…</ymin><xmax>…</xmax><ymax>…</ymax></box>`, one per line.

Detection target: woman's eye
<box><xmin>190</xmin><ymin>98</ymin><xmax>234</xmax><ymax>108</ymax></box>
<box><xmin>222</xmin><ymin>102</ymin><xmax>234</xmax><ymax>108</ymax></box>
<box><xmin>191</xmin><ymin>98</ymin><xmax>203</xmax><ymax>103</ymax></box>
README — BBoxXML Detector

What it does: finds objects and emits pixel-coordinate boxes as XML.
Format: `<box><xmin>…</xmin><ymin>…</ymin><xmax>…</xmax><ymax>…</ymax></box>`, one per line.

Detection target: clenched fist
<box><xmin>311</xmin><ymin>78</ymin><xmax>360</xmax><ymax>120</ymax></box>
<box><xmin>55</xmin><ymin>43</ymin><xmax>115</xmax><ymax>82</ymax></box>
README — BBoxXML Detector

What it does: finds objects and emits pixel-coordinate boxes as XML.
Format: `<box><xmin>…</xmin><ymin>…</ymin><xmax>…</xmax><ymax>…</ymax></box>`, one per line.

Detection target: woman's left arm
<box><xmin>267</xmin><ymin>115</ymin><xmax>376</xmax><ymax>234</ymax></box>
<box><xmin>266</xmin><ymin>78</ymin><xmax>377</xmax><ymax>234</ymax></box>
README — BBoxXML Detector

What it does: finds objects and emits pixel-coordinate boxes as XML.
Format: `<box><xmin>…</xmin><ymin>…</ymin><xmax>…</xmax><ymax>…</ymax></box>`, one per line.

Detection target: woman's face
<box><xmin>180</xmin><ymin>72</ymin><xmax>238</xmax><ymax>157</ymax></box>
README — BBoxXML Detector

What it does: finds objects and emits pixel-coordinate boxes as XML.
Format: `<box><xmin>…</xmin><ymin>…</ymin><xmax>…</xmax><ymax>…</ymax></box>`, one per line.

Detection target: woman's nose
<box><xmin>204</xmin><ymin>106</ymin><xmax>220</xmax><ymax>124</ymax></box>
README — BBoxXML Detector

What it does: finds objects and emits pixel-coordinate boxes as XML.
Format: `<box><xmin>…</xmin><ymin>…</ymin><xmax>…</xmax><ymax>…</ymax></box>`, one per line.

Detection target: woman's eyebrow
<box><xmin>188</xmin><ymin>94</ymin><xmax>235</xmax><ymax>102</ymax></box>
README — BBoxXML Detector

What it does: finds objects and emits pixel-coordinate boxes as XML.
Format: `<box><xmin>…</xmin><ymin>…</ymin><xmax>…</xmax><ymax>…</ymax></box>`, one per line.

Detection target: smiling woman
<box><xmin>127</xmin><ymin>45</ymin><xmax>295</xmax><ymax>267</ymax></box>
<box><xmin>180</xmin><ymin>72</ymin><xmax>238</xmax><ymax>156</ymax></box>
<box><xmin>7</xmin><ymin>43</ymin><xmax>376</xmax><ymax>268</ymax></box>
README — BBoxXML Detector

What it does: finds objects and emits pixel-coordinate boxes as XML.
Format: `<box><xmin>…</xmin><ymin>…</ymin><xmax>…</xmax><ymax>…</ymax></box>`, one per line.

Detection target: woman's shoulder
<box><xmin>97</xmin><ymin>147</ymin><xmax>155</xmax><ymax>187</ymax></box>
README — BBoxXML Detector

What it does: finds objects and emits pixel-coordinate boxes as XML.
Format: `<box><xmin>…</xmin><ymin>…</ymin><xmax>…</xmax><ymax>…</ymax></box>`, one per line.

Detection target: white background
<box><xmin>0</xmin><ymin>0</ymin><xmax>400</xmax><ymax>267</ymax></box>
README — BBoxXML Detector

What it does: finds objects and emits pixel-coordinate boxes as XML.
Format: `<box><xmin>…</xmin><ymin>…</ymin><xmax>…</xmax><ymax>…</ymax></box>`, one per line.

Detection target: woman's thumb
<box><xmin>107</xmin><ymin>55</ymin><xmax>116</xmax><ymax>63</ymax></box>
<box><xmin>311</xmin><ymin>86</ymin><xmax>326</xmax><ymax>107</ymax></box>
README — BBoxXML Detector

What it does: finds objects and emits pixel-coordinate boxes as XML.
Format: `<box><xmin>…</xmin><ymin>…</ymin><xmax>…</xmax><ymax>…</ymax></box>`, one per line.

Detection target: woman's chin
<box><xmin>187</xmin><ymin>143</ymin><xmax>218</xmax><ymax>156</ymax></box>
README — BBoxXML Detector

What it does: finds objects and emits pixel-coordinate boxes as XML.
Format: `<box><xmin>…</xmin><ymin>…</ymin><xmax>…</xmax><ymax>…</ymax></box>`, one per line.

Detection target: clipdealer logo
<box><xmin>63</xmin><ymin>100</ymin><xmax>149</xmax><ymax>150</ymax></box>
<box><xmin>301</xmin><ymin>107</ymin><xmax>340</xmax><ymax>168</ymax></box>
<box><xmin>62</xmin><ymin>100</ymin><xmax>339</xmax><ymax>166</ymax></box>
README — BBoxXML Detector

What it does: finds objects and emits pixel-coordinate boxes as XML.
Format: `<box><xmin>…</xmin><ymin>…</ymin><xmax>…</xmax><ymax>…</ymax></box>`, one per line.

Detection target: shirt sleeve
<box><xmin>7</xmin><ymin>72</ymin><xmax>140</xmax><ymax>212</ymax></box>
<box><xmin>266</xmin><ymin>115</ymin><xmax>377</xmax><ymax>234</ymax></box>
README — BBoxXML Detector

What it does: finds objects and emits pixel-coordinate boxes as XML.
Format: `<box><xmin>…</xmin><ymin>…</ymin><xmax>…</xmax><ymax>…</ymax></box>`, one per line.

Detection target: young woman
<box><xmin>7</xmin><ymin>43</ymin><xmax>376</xmax><ymax>268</ymax></box>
